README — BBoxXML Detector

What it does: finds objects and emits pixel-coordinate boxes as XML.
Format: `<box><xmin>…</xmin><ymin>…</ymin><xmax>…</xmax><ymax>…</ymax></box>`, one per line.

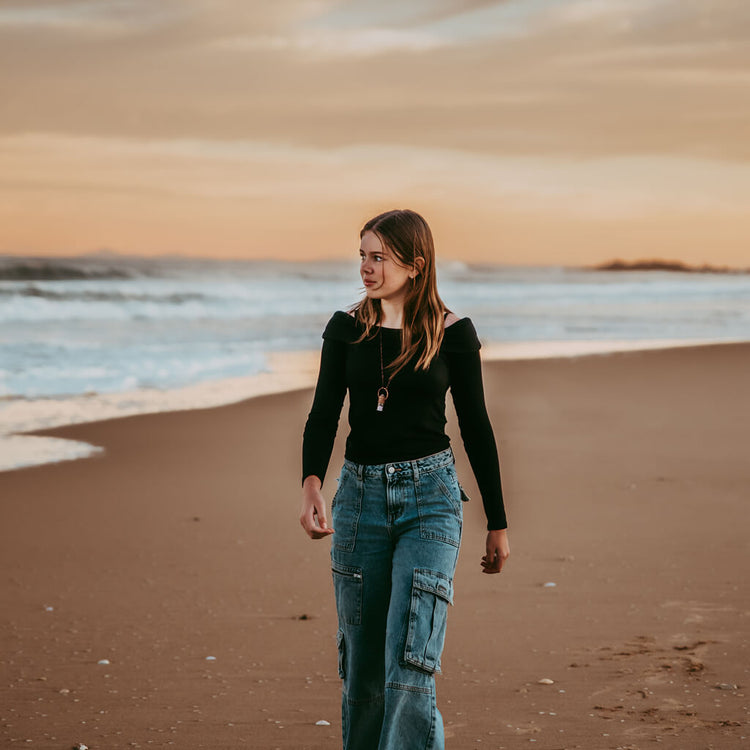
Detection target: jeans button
<box><xmin>387</xmin><ymin>466</ymin><xmax>395</xmax><ymax>474</ymax></box>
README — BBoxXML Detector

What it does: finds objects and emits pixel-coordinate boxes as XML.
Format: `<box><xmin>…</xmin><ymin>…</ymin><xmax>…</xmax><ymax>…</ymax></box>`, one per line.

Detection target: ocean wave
<box><xmin>0</xmin><ymin>260</ymin><xmax>137</xmax><ymax>281</ymax></box>
<box><xmin>0</xmin><ymin>285</ymin><xmax>207</xmax><ymax>304</ymax></box>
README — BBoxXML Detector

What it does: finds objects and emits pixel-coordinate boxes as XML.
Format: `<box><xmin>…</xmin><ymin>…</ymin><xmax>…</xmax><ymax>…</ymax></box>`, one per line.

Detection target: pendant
<box><xmin>376</xmin><ymin>386</ymin><xmax>389</xmax><ymax>412</ymax></box>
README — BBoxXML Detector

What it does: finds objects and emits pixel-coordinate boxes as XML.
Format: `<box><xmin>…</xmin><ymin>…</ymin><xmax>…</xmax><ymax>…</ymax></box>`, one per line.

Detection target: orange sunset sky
<box><xmin>1</xmin><ymin>0</ymin><xmax>748</xmax><ymax>265</ymax></box>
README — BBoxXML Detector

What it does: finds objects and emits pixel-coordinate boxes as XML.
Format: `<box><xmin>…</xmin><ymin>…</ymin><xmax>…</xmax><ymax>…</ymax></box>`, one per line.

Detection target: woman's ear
<box><xmin>411</xmin><ymin>257</ymin><xmax>426</xmax><ymax>278</ymax></box>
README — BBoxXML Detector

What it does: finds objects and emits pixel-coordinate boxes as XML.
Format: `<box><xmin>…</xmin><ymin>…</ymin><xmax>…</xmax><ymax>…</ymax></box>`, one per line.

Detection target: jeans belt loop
<box><xmin>357</xmin><ymin>462</ymin><xmax>363</xmax><ymax>481</ymax></box>
<box><xmin>411</xmin><ymin>456</ymin><xmax>420</xmax><ymax>484</ymax></box>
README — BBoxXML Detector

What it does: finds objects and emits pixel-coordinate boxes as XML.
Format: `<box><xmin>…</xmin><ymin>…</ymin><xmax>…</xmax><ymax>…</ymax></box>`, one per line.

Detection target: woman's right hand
<box><xmin>300</xmin><ymin>476</ymin><xmax>335</xmax><ymax>540</ymax></box>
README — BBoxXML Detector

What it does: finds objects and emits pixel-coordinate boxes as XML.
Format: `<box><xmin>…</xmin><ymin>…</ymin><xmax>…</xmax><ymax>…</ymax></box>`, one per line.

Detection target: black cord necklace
<box><xmin>377</xmin><ymin>326</ymin><xmax>391</xmax><ymax>412</ymax></box>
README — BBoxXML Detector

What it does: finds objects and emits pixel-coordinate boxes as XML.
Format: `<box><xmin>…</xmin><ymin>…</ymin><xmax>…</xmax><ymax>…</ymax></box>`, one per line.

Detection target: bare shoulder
<box><xmin>444</xmin><ymin>311</ymin><xmax>461</xmax><ymax>328</ymax></box>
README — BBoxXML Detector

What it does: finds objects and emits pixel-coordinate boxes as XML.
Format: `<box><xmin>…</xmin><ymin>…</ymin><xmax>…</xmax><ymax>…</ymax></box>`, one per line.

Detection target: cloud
<box><xmin>213</xmin><ymin>26</ymin><xmax>450</xmax><ymax>57</ymax></box>
<box><xmin>0</xmin><ymin>0</ymin><xmax>336</xmax><ymax>36</ymax></box>
<box><xmin>532</xmin><ymin>0</ymin><xmax>750</xmax><ymax>46</ymax></box>
<box><xmin>543</xmin><ymin>0</ymin><xmax>655</xmax><ymax>28</ymax></box>
<box><xmin>3</xmin><ymin>132</ymin><xmax>748</xmax><ymax>216</ymax></box>
<box><xmin>0</xmin><ymin>1</ymin><xmax>748</xmax><ymax>166</ymax></box>
<box><xmin>0</xmin><ymin>0</ymin><xmax>183</xmax><ymax>33</ymax></box>
<box><xmin>301</xmin><ymin>0</ymin><xmax>513</xmax><ymax>30</ymax></box>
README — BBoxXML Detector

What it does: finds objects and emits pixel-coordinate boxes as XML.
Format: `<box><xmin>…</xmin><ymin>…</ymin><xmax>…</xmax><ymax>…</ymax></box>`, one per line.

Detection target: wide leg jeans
<box><xmin>330</xmin><ymin>447</ymin><xmax>464</xmax><ymax>750</ymax></box>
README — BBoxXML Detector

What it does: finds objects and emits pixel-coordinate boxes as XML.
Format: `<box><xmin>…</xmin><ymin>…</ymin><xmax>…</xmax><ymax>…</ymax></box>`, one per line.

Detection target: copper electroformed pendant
<box><xmin>376</xmin><ymin>386</ymin><xmax>389</xmax><ymax>411</ymax></box>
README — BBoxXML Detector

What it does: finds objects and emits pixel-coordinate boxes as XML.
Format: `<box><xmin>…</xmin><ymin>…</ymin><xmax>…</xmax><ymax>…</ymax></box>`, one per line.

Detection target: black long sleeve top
<box><xmin>301</xmin><ymin>310</ymin><xmax>507</xmax><ymax>530</ymax></box>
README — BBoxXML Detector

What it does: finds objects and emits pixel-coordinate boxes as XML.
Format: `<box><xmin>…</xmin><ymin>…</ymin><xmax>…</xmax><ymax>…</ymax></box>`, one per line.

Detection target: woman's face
<box><xmin>359</xmin><ymin>230</ymin><xmax>414</xmax><ymax>301</ymax></box>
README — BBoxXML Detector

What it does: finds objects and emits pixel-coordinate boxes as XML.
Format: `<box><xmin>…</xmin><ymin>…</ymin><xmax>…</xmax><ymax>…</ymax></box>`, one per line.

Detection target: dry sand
<box><xmin>1</xmin><ymin>343</ymin><xmax>748</xmax><ymax>749</ymax></box>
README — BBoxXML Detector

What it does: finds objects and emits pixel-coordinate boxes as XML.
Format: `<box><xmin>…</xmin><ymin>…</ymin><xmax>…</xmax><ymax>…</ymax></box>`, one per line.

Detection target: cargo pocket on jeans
<box><xmin>336</xmin><ymin>628</ymin><xmax>346</xmax><ymax>679</ymax></box>
<box><xmin>331</xmin><ymin>561</ymin><xmax>363</xmax><ymax>626</ymax></box>
<box><xmin>403</xmin><ymin>568</ymin><xmax>454</xmax><ymax>674</ymax></box>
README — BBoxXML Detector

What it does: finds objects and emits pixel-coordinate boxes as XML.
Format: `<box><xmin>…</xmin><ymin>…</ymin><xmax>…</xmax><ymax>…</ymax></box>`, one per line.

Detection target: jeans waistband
<box><xmin>343</xmin><ymin>446</ymin><xmax>454</xmax><ymax>480</ymax></box>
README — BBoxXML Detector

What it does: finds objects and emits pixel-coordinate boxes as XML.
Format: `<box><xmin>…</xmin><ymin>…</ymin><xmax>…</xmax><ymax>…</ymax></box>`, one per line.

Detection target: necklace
<box><xmin>377</xmin><ymin>326</ymin><xmax>391</xmax><ymax>412</ymax></box>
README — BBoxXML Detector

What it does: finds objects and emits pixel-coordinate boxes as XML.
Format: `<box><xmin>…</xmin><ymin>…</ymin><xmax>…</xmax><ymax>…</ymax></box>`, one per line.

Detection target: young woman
<box><xmin>300</xmin><ymin>209</ymin><xmax>509</xmax><ymax>750</ymax></box>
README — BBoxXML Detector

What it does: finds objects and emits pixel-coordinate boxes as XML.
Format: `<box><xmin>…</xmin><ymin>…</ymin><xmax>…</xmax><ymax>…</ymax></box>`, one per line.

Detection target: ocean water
<box><xmin>1</xmin><ymin>254</ymin><xmax>748</xmax><ymax>471</ymax></box>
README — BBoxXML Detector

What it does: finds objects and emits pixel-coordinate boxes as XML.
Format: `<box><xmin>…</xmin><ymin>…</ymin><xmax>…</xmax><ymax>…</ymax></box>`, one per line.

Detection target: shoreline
<box><xmin>1</xmin><ymin>337</ymin><xmax>747</xmax><ymax>474</ymax></box>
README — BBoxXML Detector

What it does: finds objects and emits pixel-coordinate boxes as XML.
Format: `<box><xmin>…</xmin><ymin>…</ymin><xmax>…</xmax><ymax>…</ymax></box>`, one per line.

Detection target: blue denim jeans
<box><xmin>330</xmin><ymin>447</ymin><xmax>465</xmax><ymax>750</ymax></box>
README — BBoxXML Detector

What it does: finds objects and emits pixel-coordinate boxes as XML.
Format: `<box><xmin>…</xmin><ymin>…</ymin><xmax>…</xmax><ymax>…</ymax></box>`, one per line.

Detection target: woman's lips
<box><xmin>363</xmin><ymin>279</ymin><xmax>375</xmax><ymax>286</ymax></box>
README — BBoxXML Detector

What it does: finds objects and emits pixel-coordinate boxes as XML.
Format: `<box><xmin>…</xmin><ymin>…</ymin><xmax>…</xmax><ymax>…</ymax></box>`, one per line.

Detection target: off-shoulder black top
<box><xmin>301</xmin><ymin>310</ymin><xmax>507</xmax><ymax>530</ymax></box>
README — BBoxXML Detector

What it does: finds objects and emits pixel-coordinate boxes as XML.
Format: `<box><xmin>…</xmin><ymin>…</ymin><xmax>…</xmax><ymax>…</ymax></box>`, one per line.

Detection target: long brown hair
<box><xmin>349</xmin><ymin>209</ymin><xmax>450</xmax><ymax>379</ymax></box>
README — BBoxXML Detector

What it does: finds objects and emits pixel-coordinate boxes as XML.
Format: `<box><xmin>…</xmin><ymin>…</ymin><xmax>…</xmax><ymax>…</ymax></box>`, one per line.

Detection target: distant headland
<box><xmin>591</xmin><ymin>259</ymin><xmax>749</xmax><ymax>274</ymax></box>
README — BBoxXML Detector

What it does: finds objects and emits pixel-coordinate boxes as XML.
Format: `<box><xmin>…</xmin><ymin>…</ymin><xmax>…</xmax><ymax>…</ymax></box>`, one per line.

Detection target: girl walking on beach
<box><xmin>300</xmin><ymin>209</ymin><xmax>509</xmax><ymax>750</ymax></box>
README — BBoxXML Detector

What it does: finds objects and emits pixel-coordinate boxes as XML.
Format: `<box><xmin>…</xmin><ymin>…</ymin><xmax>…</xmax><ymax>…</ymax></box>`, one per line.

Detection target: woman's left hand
<box><xmin>481</xmin><ymin>529</ymin><xmax>510</xmax><ymax>574</ymax></box>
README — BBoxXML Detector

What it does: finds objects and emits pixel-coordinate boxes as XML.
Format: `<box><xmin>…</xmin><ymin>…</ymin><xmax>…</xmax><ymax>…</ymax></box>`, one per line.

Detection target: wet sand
<box><xmin>1</xmin><ymin>342</ymin><xmax>748</xmax><ymax>749</ymax></box>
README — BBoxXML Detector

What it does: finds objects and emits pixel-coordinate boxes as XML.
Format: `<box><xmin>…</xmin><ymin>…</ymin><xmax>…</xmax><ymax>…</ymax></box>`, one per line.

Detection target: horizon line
<box><xmin>1</xmin><ymin>249</ymin><xmax>748</xmax><ymax>273</ymax></box>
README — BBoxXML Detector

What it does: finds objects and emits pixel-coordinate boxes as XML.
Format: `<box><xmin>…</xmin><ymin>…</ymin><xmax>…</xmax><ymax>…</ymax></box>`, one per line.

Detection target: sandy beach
<box><xmin>1</xmin><ymin>342</ymin><xmax>748</xmax><ymax>749</ymax></box>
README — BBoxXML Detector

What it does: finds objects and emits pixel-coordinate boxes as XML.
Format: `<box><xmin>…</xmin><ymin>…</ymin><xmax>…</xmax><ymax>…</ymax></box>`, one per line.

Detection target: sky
<box><xmin>1</xmin><ymin>0</ymin><xmax>748</xmax><ymax>265</ymax></box>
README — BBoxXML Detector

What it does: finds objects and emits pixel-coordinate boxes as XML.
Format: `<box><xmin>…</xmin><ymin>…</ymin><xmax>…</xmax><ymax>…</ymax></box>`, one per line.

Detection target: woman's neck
<box><xmin>379</xmin><ymin>298</ymin><xmax>405</xmax><ymax>329</ymax></box>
